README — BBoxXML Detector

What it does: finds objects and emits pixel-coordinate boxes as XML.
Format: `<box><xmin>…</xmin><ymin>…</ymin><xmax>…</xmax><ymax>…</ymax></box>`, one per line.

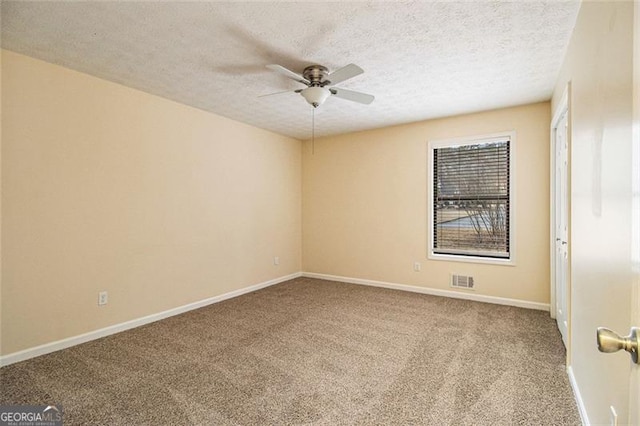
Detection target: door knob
<box><xmin>596</xmin><ymin>327</ymin><xmax>639</xmax><ymax>364</ymax></box>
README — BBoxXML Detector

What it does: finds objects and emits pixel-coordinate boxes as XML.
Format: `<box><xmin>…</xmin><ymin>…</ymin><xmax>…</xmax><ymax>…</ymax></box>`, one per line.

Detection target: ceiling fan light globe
<box><xmin>301</xmin><ymin>87</ymin><xmax>330</xmax><ymax>108</ymax></box>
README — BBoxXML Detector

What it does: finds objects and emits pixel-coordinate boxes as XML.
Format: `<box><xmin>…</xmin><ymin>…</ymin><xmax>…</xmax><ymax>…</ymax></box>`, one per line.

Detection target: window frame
<box><xmin>428</xmin><ymin>131</ymin><xmax>516</xmax><ymax>266</ymax></box>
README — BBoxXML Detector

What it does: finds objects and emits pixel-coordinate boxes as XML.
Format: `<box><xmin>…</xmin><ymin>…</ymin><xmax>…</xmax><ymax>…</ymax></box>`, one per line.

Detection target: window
<box><xmin>429</xmin><ymin>133</ymin><xmax>515</xmax><ymax>264</ymax></box>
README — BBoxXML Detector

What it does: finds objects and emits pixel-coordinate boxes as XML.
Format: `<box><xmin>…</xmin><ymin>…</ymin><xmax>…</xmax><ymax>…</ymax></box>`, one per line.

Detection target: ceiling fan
<box><xmin>263</xmin><ymin>63</ymin><xmax>375</xmax><ymax>108</ymax></box>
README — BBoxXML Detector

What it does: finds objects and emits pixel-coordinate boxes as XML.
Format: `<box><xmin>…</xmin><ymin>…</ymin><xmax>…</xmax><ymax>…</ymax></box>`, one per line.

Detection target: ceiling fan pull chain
<box><xmin>312</xmin><ymin>107</ymin><xmax>315</xmax><ymax>155</ymax></box>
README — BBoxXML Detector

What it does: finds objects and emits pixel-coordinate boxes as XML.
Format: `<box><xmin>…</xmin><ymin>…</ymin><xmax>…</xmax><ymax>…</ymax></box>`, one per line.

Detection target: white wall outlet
<box><xmin>273</xmin><ymin>256</ymin><xmax>280</xmax><ymax>266</ymax></box>
<box><xmin>98</xmin><ymin>291</ymin><xmax>108</xmax><ymax>306</ymax></box>
<box><xmin>414</xmin><ymin>262</ymin><xmax>421</xmax><ymax>272</ymax></box>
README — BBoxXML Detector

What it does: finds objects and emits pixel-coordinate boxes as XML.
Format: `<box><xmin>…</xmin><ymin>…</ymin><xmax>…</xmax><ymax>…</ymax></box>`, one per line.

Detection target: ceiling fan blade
<box><xmin>259</xmin><ymin>89</ymin><xmax>303</xmax><ymax>98</ymax></box>
<box><xmin>330</xmin><ymin>88</ymin><xmax>375</xmax><ymax>105</ymax></box>
<box><xmin>326</xmin><ymin>64</ymin><xmax>364</xmax><ymax>86</ymax></box>
<box><xmin>258</xmin><ymin>90</ymin><xmax>294</xmax><ymax>98</ymax></box>
<box><xmin>266</xmin><ymin>64</ymin><xmax>310</xmax><ymax>85</ymax></box>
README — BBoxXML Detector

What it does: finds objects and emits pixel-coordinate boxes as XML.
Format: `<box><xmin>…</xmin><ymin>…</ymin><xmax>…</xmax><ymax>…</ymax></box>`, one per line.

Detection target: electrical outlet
<box><xmin>98</xmin><ymin>291</ymin><xmax>108</xmax><ymax>306</ymax></box>
<box><xmin>273</xmin><ymin>256</ymin><xmax>280</xmax><ymax>266</ymax></box>
<box><xmin>414</xmin><ymin>262</ymin><xmax>421</xmax><ymax>272</ymax></box>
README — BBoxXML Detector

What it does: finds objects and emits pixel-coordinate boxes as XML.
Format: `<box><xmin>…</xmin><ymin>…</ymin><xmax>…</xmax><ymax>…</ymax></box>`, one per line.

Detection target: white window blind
<box><xmin>432</xmin><ymin>138</ymin><xmax>510</xmax><ymax>259</ymax></box>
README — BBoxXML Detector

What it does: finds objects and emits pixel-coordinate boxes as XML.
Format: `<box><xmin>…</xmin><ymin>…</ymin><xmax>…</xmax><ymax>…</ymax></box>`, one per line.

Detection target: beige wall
<box><xmin>0</xmin><ymin>49</ymin><xmax>554</xmax><ymax>358</ymax></box>
<box><xmin>551</xmin><ymin>1</ymin><xmax>635</xmax><ymax>424</ymax></box>
<box><xmin>303</xmin><ymin>102</ymin><xmax>551</xmax><ymax>304</ymax></box>
<box><xmin>1</xmin><ymin>50</ymin><xmax>302</xmax><ymax>355</ymax></box>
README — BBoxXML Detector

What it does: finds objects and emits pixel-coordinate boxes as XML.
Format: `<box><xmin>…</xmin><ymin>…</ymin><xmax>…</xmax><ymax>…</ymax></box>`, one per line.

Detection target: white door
<box><xmin>566</xmin><ymin>2</ymin><xmax>638</xmax><ymax>424</ymax></box>
<box><xmin>553</xmin><ymin>109</ymin><xmax>569</xmax><ymax>348</ymax></box>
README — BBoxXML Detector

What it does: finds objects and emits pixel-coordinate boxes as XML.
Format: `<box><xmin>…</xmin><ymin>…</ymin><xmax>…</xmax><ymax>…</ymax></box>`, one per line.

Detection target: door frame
<box><xmin>550</xmin><ymin>84</ymin><xmax>571</xmax><ymax>361</ymax></box>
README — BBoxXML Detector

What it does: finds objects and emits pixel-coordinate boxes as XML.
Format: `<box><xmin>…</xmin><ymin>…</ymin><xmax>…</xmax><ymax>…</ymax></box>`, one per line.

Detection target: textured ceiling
<box><xmin>1</xmin><ymin>1</ymin><xmax>580</xmax><ymax>140</ymax></box>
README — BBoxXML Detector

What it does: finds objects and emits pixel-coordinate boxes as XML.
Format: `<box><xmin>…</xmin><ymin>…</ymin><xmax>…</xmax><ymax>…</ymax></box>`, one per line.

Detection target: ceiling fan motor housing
<box><xmin>303</xmin><ymin>65</ymin><xmax>330</xmax><ymax>86</ymax></box>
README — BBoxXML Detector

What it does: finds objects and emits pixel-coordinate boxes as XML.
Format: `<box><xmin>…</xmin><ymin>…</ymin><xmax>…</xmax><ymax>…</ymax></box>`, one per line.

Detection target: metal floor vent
<box><xmin>451</xmin><ymin>274</ymin><xmax>475</xmax><ymax>290</ymax></box>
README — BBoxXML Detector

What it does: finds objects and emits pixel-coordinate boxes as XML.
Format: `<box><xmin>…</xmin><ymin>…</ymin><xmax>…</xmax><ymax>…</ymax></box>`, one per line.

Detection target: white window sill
<box><xmin>428</xmin><ymin>252</ymin><xmax>516</xmax><ymax>266</ymax></box>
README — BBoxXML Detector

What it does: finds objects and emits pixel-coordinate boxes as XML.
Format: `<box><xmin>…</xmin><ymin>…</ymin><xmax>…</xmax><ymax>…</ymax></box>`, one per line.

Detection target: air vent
<box><xmin>451</xmin><ymin>274</ymin><xmax>475</xmax><ymax>290</ymax></box>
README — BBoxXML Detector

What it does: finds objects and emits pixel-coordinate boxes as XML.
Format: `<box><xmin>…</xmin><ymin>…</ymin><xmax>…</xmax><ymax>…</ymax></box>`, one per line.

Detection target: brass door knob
<box><xmin>596</xmin><ymin>327</ymin><xmax>639</xmax><ymax>364</ymax></box>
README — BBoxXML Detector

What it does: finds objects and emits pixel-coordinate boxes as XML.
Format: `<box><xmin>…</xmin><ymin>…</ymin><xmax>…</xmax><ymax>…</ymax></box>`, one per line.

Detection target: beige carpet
<box><xmin>1</xmin><ymin>277</ymin><xmax>580</xmax><ymax>425</ymax></box>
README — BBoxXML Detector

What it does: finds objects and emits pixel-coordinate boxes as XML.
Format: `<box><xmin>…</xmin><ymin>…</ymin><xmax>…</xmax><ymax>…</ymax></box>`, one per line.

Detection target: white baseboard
<box><xmin>302</xmin><ymin>272</ymin><xmax>550</xmax><ymax>311</ymax></box>
<box><xmin>0</xmin><ymin>272</ymin><xmax>302</xmax><ymax>367</ymax></box>
<box><xmin>567</xmin><ymin>366</ymin><xmax>589</xmax><ymax>425</ymax></box>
